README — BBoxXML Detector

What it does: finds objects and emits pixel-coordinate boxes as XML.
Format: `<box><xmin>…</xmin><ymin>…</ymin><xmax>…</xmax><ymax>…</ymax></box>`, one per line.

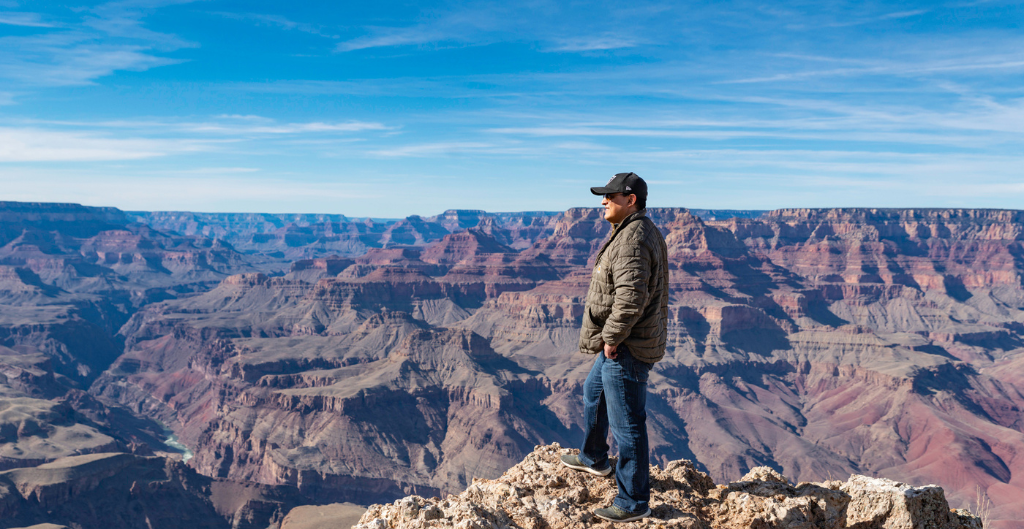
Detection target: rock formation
<box><xmin>0</xmin><ymin>451</ymin><xmax>304</xmax><ymax>529</ymax></box>
<box><xmin>355</xmin><ymin>444</ymin><xmax>982</xmax><ymax>529</ymax></box>
<box><xmin>2</xmin><ymin>201</ymin><xmax>1023</xmax><ymax>528</ymax></box>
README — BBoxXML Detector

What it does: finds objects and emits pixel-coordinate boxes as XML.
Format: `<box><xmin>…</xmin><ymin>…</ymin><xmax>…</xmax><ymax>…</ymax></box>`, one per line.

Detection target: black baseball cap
<box><xmin>591</xmin><ymin>172</ymin><xmax>647</xmax><ymax>201</ymax></box>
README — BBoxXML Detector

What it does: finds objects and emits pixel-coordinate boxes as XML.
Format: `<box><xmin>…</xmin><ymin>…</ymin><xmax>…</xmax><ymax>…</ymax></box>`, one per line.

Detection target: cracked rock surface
<box><xmin>356</xmin><ymin>444</ymin><xmax>982</xmax><ymax>529</ymax></box>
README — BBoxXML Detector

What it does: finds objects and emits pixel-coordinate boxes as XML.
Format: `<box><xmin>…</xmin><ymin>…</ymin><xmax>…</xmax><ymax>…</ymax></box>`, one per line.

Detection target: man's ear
<box><xmin>628</xmin><ymin>194</ymin><xmax>637</xmax><ymax>207</ymax></box>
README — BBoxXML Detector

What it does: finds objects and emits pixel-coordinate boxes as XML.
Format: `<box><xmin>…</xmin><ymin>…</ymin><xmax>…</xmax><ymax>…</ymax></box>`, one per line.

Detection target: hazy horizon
<box><xmin>17</xmin><ymin>200</ymin><xmax>1024</xmax><ymax>218</ymax></box>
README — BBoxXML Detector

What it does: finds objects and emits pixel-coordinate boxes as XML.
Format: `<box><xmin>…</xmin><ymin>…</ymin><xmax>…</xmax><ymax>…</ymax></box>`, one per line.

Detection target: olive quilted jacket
<box><xmin>578</xmin><ymin>210</ymin><xmax>669</xmax><ymax>363</ymax></box>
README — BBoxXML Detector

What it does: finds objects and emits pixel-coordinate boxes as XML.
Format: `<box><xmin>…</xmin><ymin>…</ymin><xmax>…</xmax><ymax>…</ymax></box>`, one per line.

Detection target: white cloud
<box><xmin>547</xmin><ymin>36</ymin><xmax>639</xmax><ymax>52</ymax></box>
<box><xmin>367</xmin><ymin>141</ymin><xmax>497</xmax><ymax>157</ymax></box>
<box><xmin>171</xmin><ymin>167</ymin><xmax>261</xmax><ymax>174</ymax></box>
<box><xmin>0</xmin><ymin>114</ymin><xmax>394</xmax><ymax>166</ymax></box>
<box><xmin>0</xmin><ymin>32</ymin><xmax>184</xmax><ymax>86</ymax></box>
<box><xmin>489</xmin><ymin>125</ymin><xmax>756</xmax><ymax>139</ymax></box>
<box><xmin>0</xmin><ymin>2</ymin><xmax>195</xmax><ymax>87</ymax></box>
<box><xmin>0</xmin><ymin>170</ymin><xmax>378</xmax><ymax>212</ymax></box>
<box><xmin>723</xmin><ymin>52</ymin><xmax>1024</xmax><ymax>85</ymax></box>
<box><xmin>333</xmin><ymin>6</ymin><xmax>510</xmax><ymax>52</ymax></box>
<box><xmin>815</xmin><ymin>8</ymin><xmax>931</xmax><ymax>28</ymax></box>
<box><xmin>0</xmin><ymin>127</ymin><xmax>206</xmax><ymax>161</ymax></box>
<box><xmin>85</xmin><ymin>0</ymin><xmax>199</xmax><ymax>50</ymax></box>
<box><xmin>214</xmin><ymin>12</ymin><xmax>340</xmax><ymax>39</ymax></box>
<box><xmin>0</xmin><ymin>11</ymin><xmax>54</xmax><ymax>27</ymax></box>
<box><xmin>14</xmin><ymin>117</ymin><xmax>393</xmax><ymax>135</ymax></box>
<box><xmin>879</xmin><ymin>9</ymin><xmax>930</xmax><ymax>20</ymax></box>
<box><xmin>215</xmin><ymin>114</ymin><xmax>271</xmax><ymax>121</ymax></box>
<box><xmin>182</xmin><ymin>121</ymin><xmax>391</xmax><ymax>134</ymax></box>
<box><xmin>552</xmin><ymin>141</ymin><xmax>615</xmax><ymax>151</ymax></box>
<box><xmin>486</xmin><ymin>125</ymin><xmax>987</xmax><ymax>147</ymax></box>
<box><xmin>335</xmin><ymin>25</ymin><xmax>449</xmax><ymax>52</ymax></box>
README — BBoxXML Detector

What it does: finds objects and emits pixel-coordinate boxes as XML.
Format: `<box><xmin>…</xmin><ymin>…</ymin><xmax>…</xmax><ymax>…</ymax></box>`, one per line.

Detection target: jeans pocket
<box><xmin>618</xmin><ymin>345</ymin><xmax>651</xmax><ymax>384</ymax></box>
<box><xmin>637</xmin><ymin>360</ymin><xmax>652</xmax><ymax>384</ymax></box>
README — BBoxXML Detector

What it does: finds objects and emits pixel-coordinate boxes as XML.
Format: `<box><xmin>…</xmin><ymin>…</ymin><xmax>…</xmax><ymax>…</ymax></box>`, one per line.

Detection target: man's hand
<box><xmin>603</xmin><ymin>342</ymin><xmax>619</xmax><ymax>360</ymax></box>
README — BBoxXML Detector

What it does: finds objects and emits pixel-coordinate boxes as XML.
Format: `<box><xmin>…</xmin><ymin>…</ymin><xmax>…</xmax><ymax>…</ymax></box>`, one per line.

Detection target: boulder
<box><xmin>708</xmin><ymin>469</ymin><xmax>848</xmax><ymax>529</ymax></box>
<box><xmin>840</xmin><ymin>475</ymin><xmax>961</xmax><ymax>529</ymax></box>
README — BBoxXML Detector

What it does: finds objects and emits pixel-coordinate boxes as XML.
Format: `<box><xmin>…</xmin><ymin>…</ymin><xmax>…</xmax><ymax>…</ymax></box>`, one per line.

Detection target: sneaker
<box><xmin>593</xmin><ymin>505</ymin><xmax>652</xmax><ymax>523</ymax></box>
<box><xmin>559</xmin><ymin>454</ymin><xmax>612</xmax><ymax>477</ymax></box>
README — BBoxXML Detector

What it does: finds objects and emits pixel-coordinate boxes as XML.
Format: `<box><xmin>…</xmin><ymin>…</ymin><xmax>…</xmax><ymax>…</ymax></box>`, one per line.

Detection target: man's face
<box><xmin>601</xmin><ymin>192</ymin><xmax>636</xmax><ymax>223</ymax></box>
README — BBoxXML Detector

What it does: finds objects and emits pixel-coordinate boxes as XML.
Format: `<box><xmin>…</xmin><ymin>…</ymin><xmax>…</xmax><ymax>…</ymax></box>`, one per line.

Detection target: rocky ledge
<box><xmin>356</xmin><ymin>444</ymin><xmax>981</xmax><ymax>529</ymax></box>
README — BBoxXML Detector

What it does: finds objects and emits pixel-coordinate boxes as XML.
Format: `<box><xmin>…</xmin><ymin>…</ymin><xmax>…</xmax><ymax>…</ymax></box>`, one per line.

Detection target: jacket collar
<box><xmin>598</xmin><ymin>209</ymin><xmax>647</xmax><ymax>260</ymax></box>
<box><xmin>611</xmin><ymin>209</ymin><xmax>646</xmax><ymax>232</ymax></box>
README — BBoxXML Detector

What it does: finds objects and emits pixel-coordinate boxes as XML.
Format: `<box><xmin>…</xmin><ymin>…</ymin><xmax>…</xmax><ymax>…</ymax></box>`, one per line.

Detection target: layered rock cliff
<box><xmin>84</xmin><ymin>206</ymin><xmax>1024</xmax><ymax>528</ymax></box>
<box><xmin>0</xmin><ymin>451</ymin><xmax>305</xmax><ymax>529</ymax></box>
<box><xmin>3</xmin><ymin>202</ymin><xmax>1023</xmax><ymax>528</ymax></box>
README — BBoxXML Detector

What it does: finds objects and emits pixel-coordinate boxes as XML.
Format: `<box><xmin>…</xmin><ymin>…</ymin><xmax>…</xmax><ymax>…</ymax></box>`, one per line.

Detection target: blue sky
<box><xmin>1</xmin><ymin>0</ymin><xmax>1022</xmax><ymax>216</ymax></box>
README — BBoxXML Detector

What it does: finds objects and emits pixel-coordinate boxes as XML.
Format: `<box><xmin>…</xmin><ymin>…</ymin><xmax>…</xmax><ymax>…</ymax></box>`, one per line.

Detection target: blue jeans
<box><xmin>578</xmin><ymin>345</ymin><xmax>653</xmax><ymax>513</ymax></box>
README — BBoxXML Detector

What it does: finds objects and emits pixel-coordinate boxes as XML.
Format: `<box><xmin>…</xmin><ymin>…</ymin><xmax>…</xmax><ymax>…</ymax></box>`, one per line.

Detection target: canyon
<box><xmin>0</xmin><ymin>201</ymin><xmax>1021</xmax><ymax>528</ymax></box>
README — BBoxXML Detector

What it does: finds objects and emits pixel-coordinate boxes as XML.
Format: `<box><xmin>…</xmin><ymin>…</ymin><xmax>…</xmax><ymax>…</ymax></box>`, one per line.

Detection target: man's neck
<box><xmin>610</xmin><ymin>209</ymin><xmax>641</xmax><ymax>228</ymax></box>
<box><xmin>608</xmin><ymin>208</ymin><xmax>640</xmax><ymax>226</ymax></box>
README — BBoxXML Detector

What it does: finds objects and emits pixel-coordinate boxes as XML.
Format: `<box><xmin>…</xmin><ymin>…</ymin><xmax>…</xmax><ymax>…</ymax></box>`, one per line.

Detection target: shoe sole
<box><xmin>595</xmin><ymin>508</ymin><xmax>651</xmax><ymax>523</ymax></box>
<box><xmin>560</xmin><ymin>458</ymin><xmax>612</xmax><ymax>477</ymax></box>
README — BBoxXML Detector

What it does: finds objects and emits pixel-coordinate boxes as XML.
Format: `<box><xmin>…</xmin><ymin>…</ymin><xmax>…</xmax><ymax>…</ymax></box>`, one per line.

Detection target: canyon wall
<box><xmin>1</xmin><ymin>202</ymin><xmax>1021</xmax><ymax>527</ymax></box>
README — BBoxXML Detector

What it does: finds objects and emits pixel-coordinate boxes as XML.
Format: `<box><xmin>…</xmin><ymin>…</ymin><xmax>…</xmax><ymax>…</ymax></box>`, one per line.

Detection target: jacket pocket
<box><xmin>579</xmin><ymin>307</ymin><xmax>602</xmax><ymax>353</ymax></box>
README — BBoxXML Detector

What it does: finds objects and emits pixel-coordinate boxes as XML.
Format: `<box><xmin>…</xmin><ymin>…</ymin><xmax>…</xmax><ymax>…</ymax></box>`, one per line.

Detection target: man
<box><xmin>559</xmin><ymin>172</ymin><xmax>669</xmax><ymax>523</ymax></box>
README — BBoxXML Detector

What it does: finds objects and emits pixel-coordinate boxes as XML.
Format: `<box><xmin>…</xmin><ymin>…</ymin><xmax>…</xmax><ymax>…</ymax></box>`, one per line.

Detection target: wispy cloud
<box><xmin>335</xmin><ymin>25</ymin><xmax>452</xmax><ymax>52</ymax></box>
<box><xmin>723</xmin><ymin>55</ymin><xmax>1024</xmax><ymax>84</ymax></box>
<box><xmin>0</xmin><ymin>11</ymin><xmax>54</xmax><ymax>27</ymax></box>
<box><xmin>331</xmin><ymin>4</ymin><xmax>519</xmax><ymax>52</ymax></box>
<box><xmin>333</xmin><ymin>5</ymin><xmax>653</xmax><ymax>55</ymax></box>
<box><xmin>880</xmin><ymin>9</ymin><xmax>930</xmax><ymax>20</ymax></box>
<box><xmin>486</xmin><ymin>125</ymin><xmax>987</xmax><ymax>147</ymax></box>
<box><xmin>170</xmin><ymin>167</ymin><xmax>260</xmax><ymax>174</ymax></box>
<box><xmin>1</xmin><ymin>47</ymin><xmax>182</xmax><ymax>86</ymax></box>
<box><xmin>0</xmin><ymin>34</ymin><xmax>185</xmax><ymax>85</ymax></box>
<box><xmin>0</xmin><ymin>1</ymin><xmax>194</xmax><ymax>86</ymax></box>
<box><xmin>213</xmin><ymin>11</ymin><xmax>340</xmax><ymax>39</ymax></box>
<box><xmin>0</xmin><ymin>170</ymin><xmax>379</xmax><ymax>212</ymax></box>
<box><xmin>0</xmin><ymin>127</ymin><xmax>208</xmax><ymax>162</ymax></box>
<box><xmin>367</xmin><ymin>141</ymin><xmax>498</xmax><ymax>157</ymax></box>
<box><xmin>181</xmin><ymin>120</ymin><xmax>391</xmax><ymax>134</ymax></box>
<box><xmin>85</xmin><ymin>0</ymin><xmax>200</xmax><ymax>47</ymax></box>
<box><xmin>552</xmin><ymin>141</ymin><xmax>615</xmax><ymax>151</ymax></box>
<box><xmin>0</xmin><ymin>115</ymin><xmax>394</xmax><ymax>163</ymax></box>
<box><xmin>547</xmin><ymin>36</ymin><xmax>639</xmax><ymax>52</ymax></box>
<box><xmin>814</xmin><ymin>8</ymin><xmax>931</xmax><ymax>28</ymax></box>
<box><xmin>19</xmin><ymin>116</ymin><xmax>392</xmax><ymax>135</ymax></box>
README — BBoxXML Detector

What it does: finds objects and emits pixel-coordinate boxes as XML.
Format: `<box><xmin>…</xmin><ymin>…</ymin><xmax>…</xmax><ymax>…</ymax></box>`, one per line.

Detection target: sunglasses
<box><xmin>603</xmin><ymin>192</ymin><xmax>631</xmax><ymax>200</ymax></box>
